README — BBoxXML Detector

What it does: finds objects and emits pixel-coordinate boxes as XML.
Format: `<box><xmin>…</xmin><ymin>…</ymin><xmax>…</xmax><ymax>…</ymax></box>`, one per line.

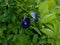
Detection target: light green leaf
<box><xmin>56</xmin><ymin>0</ymin><xmax>60</xmax><ymax>6</ymax></box>
<box><xmin>41</xmin><ymin>12</ymin><xmax>56</xmax><ymax>23</ymax></box>
<box><xmin>36</xmin><ymin>0</ymin><xmax>41</xmax><ymax>5</ymax></box>
<box><xmin>51</xmin><ymin>20</ymin><xmax>58</xmax><ymax>34</ymax></box>
<box><xmin>45</xmin><ymin>24</ymin><xmax>54</xmax><ymax>31</ymax></box>
<box><xmin>48</xmin><ymin>0</ymin><xmax>56</xmax><ymax>10</ymax></box>
<box><xmin>41</xmin><ymin>28</ymin><xmax>55</xmax><ymax>37</ymax></box>
<box><xmin>39</xmin><ymin>1</ymin><xmax>49</xmax><ymax>15</ymax></box>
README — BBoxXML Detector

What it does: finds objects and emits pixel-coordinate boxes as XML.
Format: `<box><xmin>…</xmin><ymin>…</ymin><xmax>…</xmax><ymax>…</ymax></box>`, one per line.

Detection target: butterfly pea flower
<box><xmin>22</xmin><ymin>18</ymin><xmax>30</xmax><ymax>28</ymax></box>
<box><xmin>31</xmin><ymin>12</ymin><xmax>38</xmax><ymax>22</ymax></box>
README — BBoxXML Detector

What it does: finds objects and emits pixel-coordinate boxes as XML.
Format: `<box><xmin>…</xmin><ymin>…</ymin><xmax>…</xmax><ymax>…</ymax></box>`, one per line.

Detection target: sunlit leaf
<box><xmin>41</xmin><ymin>28</ymin><xmax>55</xmax><ymax>37</ymax></box>
<box><xmin>39</xmin><ymin>1</ymin><xmax>49</xmax><ymax>16</ymax></box>
<box><xmin>41</xmin><ymin>12</ymin><xmax>56</xmax><ymax>23</ymax></box>
<box><xmin>48</xmin><ymin>0</ymin><xmax>56</xmax><ymax>10</ymax></box>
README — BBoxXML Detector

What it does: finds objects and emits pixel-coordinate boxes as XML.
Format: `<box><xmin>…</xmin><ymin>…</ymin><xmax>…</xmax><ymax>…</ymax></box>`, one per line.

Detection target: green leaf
<box><xmin>38</xmin><ymin>36</ymin><xmax>46</xmax><ymax>45</ymax></box>
<box><xmin>41</xmin><ymin>28</ymin><xmax>54</xmax><ymax>37</ymax></box>
<box><xmin>8</xmin><ymin>23</ymin><xmax>13</xmax><ymax>29</ymax></box>
<box><xmin>16</xmin><ymin>34</ymin><xmax>30</xmax><ymax>45</ymax></box>
<box><xmin>2</xmin><ymin>39</ymin><xmax>7</xmax><ymax>45</ymax></box>
<box><xmin>0</xmin><ymin>25</ymin><xmax>6</xmax><ymax>36</ymax></box>
<box><xmin>56</xmin><ymin>0</ymin><xmax>60</xmax><ymax>6</ymax></box>
<box><xmin>0</xmin><ymin>12</ymin><xmax>10</xmax><ymax>22</ymax></box>
<box><xmin>39</xmin><ymin>1</ymin><xmax>49</xmax><ymax>16</ymax></box>
<box><xmin>51</xmin><ymin>20</ymin><xmax>59</xmax><ymax>34</ymax></box>
<box><xmin>45</xmin><ymin>24</ymin><xmax>54</xmax><ymax>31</ymax></box>
<box><xmin>56</xmin><ymin>22</ymin><xmax>60</xmax><ymax>45</ymax></box>
<box><xmin>25</xmin><ymin>29</ymin><xmax>34</xmax><ymax>35</ymax></box>
<box><xmin>0</xmin><ymin>25</ymin><xmax>6</xmax><ymax>31</ymax></box>
<box><xmin>31</xmin><ymin>26</ymin><xmax>41</xmax><ymax>35</ymax></box>
<box><xmin>45</xmin><ymin>20</ymin><xmax>59</xmax><ymax>34</ymax></box>
<box><xmin>48</xmin><ymin>0</ymin><xmax>56</xmax><ymax>10</ymax></box>
<box><xmin>0</xmin><ymin>30</ymin><xmax>2</xmax><ymax>37</ymax></box>
<box><xmin>36</xmin><ymin>0</ymin><xmax>41</xmax><ymax>5</ymax></box>
<box><xmin>41</xmin><ymin>12</ymin><xmax>56</xmax><ymax>23</ymax></box>
<box><xmin>32</xmin><ymin>34</ymin><xmax>38</xmax><ymax>43</ymax></box>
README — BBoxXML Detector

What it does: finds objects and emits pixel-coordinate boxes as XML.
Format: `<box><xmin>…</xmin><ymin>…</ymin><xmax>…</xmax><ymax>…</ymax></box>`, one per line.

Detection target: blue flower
<box><xmin>22</xmin><ymin>18</ymin><xmax>30</xmax><ymax>28</ymax></box>
<box><xmin>31</xmin><ymin>12</ymin><xmax>38</xmax><ymax>22</ymax></box>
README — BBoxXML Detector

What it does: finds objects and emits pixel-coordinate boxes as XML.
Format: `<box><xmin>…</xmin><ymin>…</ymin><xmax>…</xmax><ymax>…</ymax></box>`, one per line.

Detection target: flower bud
<box><xmin>31</xmin><ymin>12</ymin><xmax>38</xmax><ymax>22</ymax></box>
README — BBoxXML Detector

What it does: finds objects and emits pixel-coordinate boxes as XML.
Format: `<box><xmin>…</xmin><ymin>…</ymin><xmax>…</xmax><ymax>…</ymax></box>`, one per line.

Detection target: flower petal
<box><xmin>22</xmin><ymin>18</ymin><xmax>30</xmax><ymax>28</ymax></box>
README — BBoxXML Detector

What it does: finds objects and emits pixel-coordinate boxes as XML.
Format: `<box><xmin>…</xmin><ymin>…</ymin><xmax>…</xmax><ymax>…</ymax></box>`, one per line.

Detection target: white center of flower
<box><xmin>24</xmin><ymin>22</ymin><xmax>27</xmax><ymax>25</ymax></box>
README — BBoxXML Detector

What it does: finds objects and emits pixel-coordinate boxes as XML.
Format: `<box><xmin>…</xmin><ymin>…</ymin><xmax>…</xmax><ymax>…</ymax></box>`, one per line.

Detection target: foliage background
<box><xmin>0</xmin><ymin>0</ymin><xmax>60</xmax><ymax>45</ymax></box>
